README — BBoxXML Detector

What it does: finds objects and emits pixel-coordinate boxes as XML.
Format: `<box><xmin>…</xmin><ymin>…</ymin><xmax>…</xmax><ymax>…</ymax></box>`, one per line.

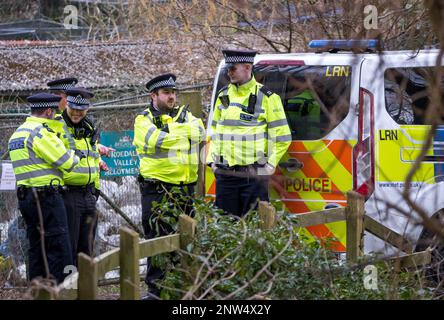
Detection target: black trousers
<box><xmin>62</xmin><ymin>187</ymin><xmax>98</xmax><ymax>265</ymax></box>
<box><xmin>17</xmin><ymin>188</ymin><xmax>73</xmax><ymax>284</ymax></box>
<box><xmin>215</xmin><ymin>170</ymin><xmax>269</xmax><ymax>217</ymax></box>
<box><xmin>139</xmin><ymin>180</ymin><xmax>194</xmax><ymax>291</ymax></box>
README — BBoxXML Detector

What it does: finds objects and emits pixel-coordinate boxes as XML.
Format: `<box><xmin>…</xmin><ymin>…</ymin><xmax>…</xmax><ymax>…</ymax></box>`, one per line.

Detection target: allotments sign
<box><xmin>100</xmin><ymin>131</ymin><xmax>139</xmax><ymax>178</ymax></box>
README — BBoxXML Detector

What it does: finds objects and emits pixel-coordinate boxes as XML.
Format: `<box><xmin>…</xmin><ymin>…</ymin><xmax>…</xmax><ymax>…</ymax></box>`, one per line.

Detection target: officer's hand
<box><xmin>74</xmin><ymin>149</ymin><xmax>86</xmax><ymax>160</ymax></box>
<box><xmin>211</xmin><ymin>162</ymin><xmax>218</xmax><ymax>173</ymax></box>
<box><xmin>257</xmin><ymin>163</ymin><xmax>275</xmax><ymax>176</ymax></box>
<box><xmin>99</xmin><ymin>160</ymin><xmax>109</xmax><ymax>172</ymax></box>
<box><xmin>98</xmin><ymin>144</ymin><xmax>115</xmax><ymax>158</ymax></box>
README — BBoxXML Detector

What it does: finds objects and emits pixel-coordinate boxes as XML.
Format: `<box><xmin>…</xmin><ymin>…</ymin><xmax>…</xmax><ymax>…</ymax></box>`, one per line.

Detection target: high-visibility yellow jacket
<box><xmin>133</xmin><ymin>105</ymin><xmax>205</xmax><ymax>185</ymax></box>
<box><xmin>8</xmin><ymin>116</ymin><xmax>80</xmax><ymax>187</ymax></box>
<box><xmin>207</xmin><ymin>76</ymin><xmax>291</xmax><ymax>167</ymax></box>
<box><xmin>53</xmin><ymin>115</ymin><xmax>101</xmax><ymax>189</ymax></box>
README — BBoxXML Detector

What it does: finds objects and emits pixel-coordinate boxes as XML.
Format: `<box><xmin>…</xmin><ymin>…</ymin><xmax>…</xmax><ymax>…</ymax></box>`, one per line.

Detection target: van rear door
<box><xmin>253</xmin><ymin>59</ymin><xmax>358</xmax><ymax>251</ymax></box>
<box><xmin>361</xmin><ymin>52</ymin><xmax>444</xmax><ymax>244</ymax></box>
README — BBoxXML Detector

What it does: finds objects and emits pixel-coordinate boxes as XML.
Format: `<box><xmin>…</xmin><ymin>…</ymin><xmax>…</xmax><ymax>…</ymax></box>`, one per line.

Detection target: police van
<box><xmin>205</xmin><ymin>40</ymin><xmax>444</xmax><ymax>257</ymax></box>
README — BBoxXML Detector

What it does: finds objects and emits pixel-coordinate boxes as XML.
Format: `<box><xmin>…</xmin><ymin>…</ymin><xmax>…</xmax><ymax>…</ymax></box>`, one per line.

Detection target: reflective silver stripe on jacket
<box><xmin>12</xmin><ymin>158</ymin><xmax>46</xmax><ymax>168</ymax></box>
<box><xmin>229</xmin><ymin>102</ymin><xmax>247</xmax><ymax>110</ymax></box>
<box><xmin>139</xmin><ymin>152</ymin><xmax>170</xmax><ymax>159</ymax></box>
<box><xmin>16</xmin><ymin>128</ymin><xmax>34</xmax><ymax>134</ymax></box>
<box><xmin>217</xmin><ymin>132</ymin><xmax>268</xmax><ymax>142</ymax></box>
<box><xmin>155</xmin><ymin>131</ymin><xmax>167</xmax><ymax>153</ymax></box>
<box><xmin>71</xmin><ymin>167</ymin><xmax>98</xmax><ymax>174</ymax></box>
<box><xmin>273</xmin><ymin>135</ymin><xmax>293</xmax><ymax>142</ymax></box>
<box><xmin>268</xmin><ymin>119</ymin><xmax>288</xmax><ymax>129</ymax></box>
<box><xmin>52</xmin><ymin>151</ymin><xmax>71</xmax><ymax>168</ymax></box>
<box><xmin>89</xmin><ymin>151</ymin><xmax>100</xmax><ymax>159</ymax></box>
<box><xmin>76</xmin><ymin>149</ymin><xmax>100</xmax><ymax>159</ymax></box>
<box><xmin>143</xmin><ymin>126</ymin><xmax>157</xmax><ymax>153</ymax></box>
<box><xmin>65</xmin><ymin>153</ymin><xmax>79</xmax><ymax>173</ymax></box>
<box><xmin>218</xmin><ymin>119</ymin><xmax>266</xmax><ymax>127</ymax></box>
<box><xmin>25</xmin><ymin>125</ymin><xmax>45</xmax><ymax>165</ymax></box>
<box><xmin>253</xmin><ymin>89</ymin><xmax>264</xmax><ymax>117</ymax></box>
<box><xmin>15</xmin><ymin>168</ymin><xmax>62</xmax><ymax>181</ymax></box>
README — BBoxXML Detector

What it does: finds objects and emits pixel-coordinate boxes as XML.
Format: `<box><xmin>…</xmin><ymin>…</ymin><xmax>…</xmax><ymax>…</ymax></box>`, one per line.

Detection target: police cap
<box><xmin>145</xmin><ymin>73</ymin><xmax>177</xmax><ymax>93</ymax></box>
<box><xmin>222</xmin><ymin>49</ymin><xmax>257</xmax><ymax>67</ymax></box>
<box><xmin>47</xmin><ymin>77</ymin><xmax>78</xmax><ymax>92</ymax></box>
<box><xmin>27</xmin><ymin>93</ymin><xmax>61</xmax><ymax>109</ymax></box>
<box><xmin>65</xmin><ymin>87</ymin><xmax>94</xmax><ymax>110</ymax></box>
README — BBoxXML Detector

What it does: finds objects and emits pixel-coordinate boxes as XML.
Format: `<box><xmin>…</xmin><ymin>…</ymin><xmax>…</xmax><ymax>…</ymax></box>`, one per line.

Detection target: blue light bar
<box><xmin>308</xmin><ymin>39</ymin><xmax>379</xmax><ymax>50</ymax></box>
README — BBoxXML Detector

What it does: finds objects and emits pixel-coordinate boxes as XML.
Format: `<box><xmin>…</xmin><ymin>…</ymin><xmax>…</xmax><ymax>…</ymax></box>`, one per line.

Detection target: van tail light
<box><xmin>353</xmin><ymin>88</ymin><xmax>375</xmax><ymax>199</ymax></box>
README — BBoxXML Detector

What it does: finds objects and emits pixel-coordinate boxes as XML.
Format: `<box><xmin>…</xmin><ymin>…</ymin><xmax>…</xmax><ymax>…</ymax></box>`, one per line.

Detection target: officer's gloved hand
<box><xmin>210</xmin><ymin>162</ymin><xmax>218</xmax><ymax>173</ymax></box>
<box><xmin>257</xmin><ymin>163</ymin><xmax>275</xmax><ymax>176</ymax></box>
<box><xmin>74</xmin><ymin>149</ymin><xmax>86</xmax><ymax>160</ymax></box>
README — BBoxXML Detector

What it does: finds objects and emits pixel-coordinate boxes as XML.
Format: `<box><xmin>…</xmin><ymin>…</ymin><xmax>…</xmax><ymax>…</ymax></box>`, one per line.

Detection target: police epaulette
<box><xmin>259</xmin><ymin>86</ymin><xmax>274</xmax><ymax>97</ymax></box>
<box><xmin>42</xmin><ymin>123</ymin><xmax>55</xmax><ymax>133</ymax></box>
<box><xmin>217</xmin><ymin>85</ymin><xmax>229</xmax><ymax>96</ymax></box>
<box><xmin>139</xmin><ymin>110</ymin><xmax>149</xmax><ymax>116</ymax></box>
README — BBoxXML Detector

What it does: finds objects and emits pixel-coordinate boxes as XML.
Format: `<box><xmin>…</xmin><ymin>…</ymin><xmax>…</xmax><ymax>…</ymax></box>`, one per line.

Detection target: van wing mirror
<box><xmin>278</xmin><ymin>158</ymin><xmax>303</xmax><ymax>171</ymax></box>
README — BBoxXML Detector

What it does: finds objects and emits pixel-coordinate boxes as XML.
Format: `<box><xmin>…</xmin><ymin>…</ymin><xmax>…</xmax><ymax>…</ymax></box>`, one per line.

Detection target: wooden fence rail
<box><xmin>38</xmin><ymin>191</ymin><xmax>431</xmax><ymax>300</ymax></box>
<box><xmin>257</xmin><ymin>191</ymin><xmax>431</xmax><ymax>267</ymax></box>
<box><xmin>46</xmin><ymin>215</ymin><xmax>194</xmax><ymax>300</ymax></box>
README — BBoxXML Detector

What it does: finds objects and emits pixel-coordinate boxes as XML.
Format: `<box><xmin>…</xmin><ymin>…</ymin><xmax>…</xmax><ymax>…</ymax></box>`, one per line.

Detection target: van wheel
<box><xmin>415</xmin><ymin>210</ymin><xmax>444</xmax><ymax>287</ymax></box>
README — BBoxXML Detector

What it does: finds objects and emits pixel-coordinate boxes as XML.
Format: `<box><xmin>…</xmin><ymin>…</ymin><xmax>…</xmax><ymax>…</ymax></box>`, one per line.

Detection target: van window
<box><xmin>214</xmin><ymin>64</ymin><xmax>352</xmax><ymax>140</ymax></box>
<box><xmin>384</xmin><ymin>67</ymin><xmax>444</xmax><ymax>125</ymax></box>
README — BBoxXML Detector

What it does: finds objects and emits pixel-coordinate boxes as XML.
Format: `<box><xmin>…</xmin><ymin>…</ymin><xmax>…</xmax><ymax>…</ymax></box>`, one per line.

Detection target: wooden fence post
<box><xmin>258</xmin><ymin>201</ymin><xmax>276</xmax><ymax>230</ymax></box>
<box><xmin>179</xmin><ymin>214</ymin><xmax>197</xmax><ymax>250</ymax></box>
<box><xmin>119</xmin><ymin>227</ymin><xmax>141</xmax><ymax>300</ymax></box>
<box><xmin>78</xmin><ymin>253</ymin><xmax>98</xmax><ymax>300</ymax></box>
<box><xmin>346</xmin><ymin>191</ymin><xmax>365</xmax><ymax>264</ymax></box>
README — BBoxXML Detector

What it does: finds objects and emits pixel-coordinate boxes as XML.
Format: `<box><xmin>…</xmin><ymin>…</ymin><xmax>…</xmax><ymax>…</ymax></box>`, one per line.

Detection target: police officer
<box><xmin>133</xmin><ymin>73</ymin><xmax>205</xmax><ymax>298</ymax></box>
<box><xmin>59</xmin><ymin>88</ymin><xmax>102</xmax><ymax>265</ymax></box>
<box><xmin>8</xmin><ymin>93</ymin><xmax>82</xmax><ymax>284</ymax></box>
<box><xmin>47</xmin><ymin>77</ymin><xmax>78</xmax><ymax>115</ymax></box>
<box><xmin>207</xmin><ymin>49</ymin><xmax>292</xmax><ymax>217</ymax></box>
<box><xmin>48</xmin><ymin>77</ymin><xmax>115</xmax><ymax>158</ymax></box>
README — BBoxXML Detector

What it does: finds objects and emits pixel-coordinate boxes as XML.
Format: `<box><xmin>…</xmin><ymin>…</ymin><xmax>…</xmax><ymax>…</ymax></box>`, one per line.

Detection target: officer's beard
<box><xmin>155</xmin><ymin>99</ymin><xmax>175</xmax><ymax>114</ymax></box>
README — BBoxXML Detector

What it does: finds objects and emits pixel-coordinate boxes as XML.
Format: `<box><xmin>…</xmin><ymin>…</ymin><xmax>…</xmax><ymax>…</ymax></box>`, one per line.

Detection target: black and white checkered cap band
<box><xmin>49</xmin><ymin>83</ymin><xmax>76</xmax><ymax>91</ymax></box>
<box><xmin>224</xmin><ymin>55</ymin><xmax>255</xmax><ymax>64</ymax></box>
<box><xmin>29</xmin><ymin>101</ymin><xmax>60</xmax><ymax>108</ymax></box>
<box><xmin>148</xmin><ymin>77</ymin><xmax>176</xmax><ymax>92</ymax></box>
<box><xmin>67</xmin><ymin>95</ymin><xmax>90</xmax><ymax>106</ymax></box>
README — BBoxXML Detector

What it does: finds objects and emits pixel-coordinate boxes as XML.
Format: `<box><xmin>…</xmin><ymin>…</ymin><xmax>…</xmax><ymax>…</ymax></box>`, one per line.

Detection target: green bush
<box><xmin>150</xmin><ymin>193</ymin><xmax>431</xmax><ymax>300</ymax></box>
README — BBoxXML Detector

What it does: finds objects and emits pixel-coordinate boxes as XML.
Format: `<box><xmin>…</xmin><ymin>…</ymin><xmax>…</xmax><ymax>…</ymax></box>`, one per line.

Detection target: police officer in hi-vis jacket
<box><xmin>9</xmin><ymin>93</ymin><xmax>82</xmax><ymax>284</ymax></box>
